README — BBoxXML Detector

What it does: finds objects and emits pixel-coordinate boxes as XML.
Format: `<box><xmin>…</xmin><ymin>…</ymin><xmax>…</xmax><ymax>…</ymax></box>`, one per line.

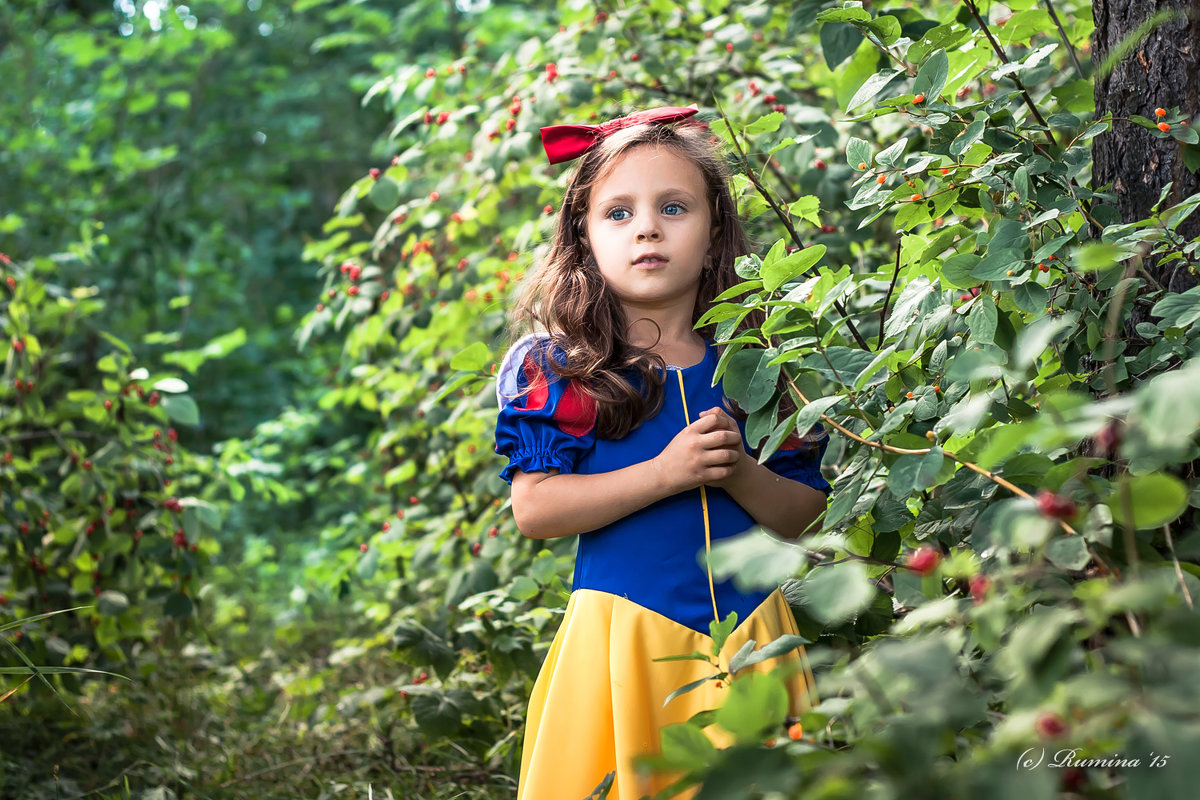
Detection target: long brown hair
<box><xmin>505</xmin><ymin>116</ymin><xmax>802</xmax><ymax>443</ymax></box>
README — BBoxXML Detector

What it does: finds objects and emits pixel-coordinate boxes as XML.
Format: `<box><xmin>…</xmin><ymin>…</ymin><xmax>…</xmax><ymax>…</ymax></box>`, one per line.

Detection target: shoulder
<box><xmin>495</xmin><ymin>332</ymin><xmax>554</xmax><ymax>410</ymax></box>
<box><xmin>495</xmin><ymin>333</ymin><xmax>597</xmax><ymax>438</ymax></box>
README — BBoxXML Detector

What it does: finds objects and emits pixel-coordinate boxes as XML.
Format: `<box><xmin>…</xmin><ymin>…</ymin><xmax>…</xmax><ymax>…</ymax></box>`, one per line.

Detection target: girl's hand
<box><xmin>652</xmin><ymin>406</ymin><xmax>748</xmax><ymax>494</ymax></box>
<box><xmin>697</xmin><ymin>406</ymin><xmax>750</xmax><ymax>489</ymax></box>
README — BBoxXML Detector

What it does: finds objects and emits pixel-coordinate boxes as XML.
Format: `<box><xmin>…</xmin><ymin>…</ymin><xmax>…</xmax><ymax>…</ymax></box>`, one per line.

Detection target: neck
<box><xmin>621</xmin><ymin>301</ymin><xmax>701</xmax><ymax>351</ymax></box>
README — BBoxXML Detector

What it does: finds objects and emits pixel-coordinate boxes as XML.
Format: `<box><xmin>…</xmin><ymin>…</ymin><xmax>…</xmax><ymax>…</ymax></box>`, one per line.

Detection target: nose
<box><xmin>636</xmin><ymin>222</ymin><xmax>661</xmax><ymax>242</ymax></box>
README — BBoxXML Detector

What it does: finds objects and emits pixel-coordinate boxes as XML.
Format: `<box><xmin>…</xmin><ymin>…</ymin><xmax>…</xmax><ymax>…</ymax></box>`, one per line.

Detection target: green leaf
<box><xmin>967</xmin><ymin>296</ymin><xmax>998</xmax><ymax>345</ymax></box>
<box><xmin>658</xmin><ymin>723</ymin><xmax>718</xmax><ymax>769</ymax></box>
<box><xmin>1110</xmin><ymin>473</ymin><xmax>1189</xmax><ymax>530</ymax></box>
<box><xmin>160</xmin><ymin>394</ymin><xmax>200</xmax><ymax>426</ymax></box>
<box><xmin>368</xmin><ymin>176</ymin><xmax>401</xmax><ymax>210</ymax></box>
<box><xmin>788</xmin><ymin>195</ymin><xmax>821</xmax><ymax>227</ymax></box>
<box><xmin>847</xmin><ymin>69</ymin><xmax>900</xmax><ymax>112</ymax></box>
<box><xmin>820</xmin><ymin>22</ymin><xmax>863</xmax><ymax>69</ymax></box>
<box><xmin>1046</xmin><ymin>536</ymin><xmax>1090</xmax><ymax>570</ymax></box>
<box><xmin>846</xmin><ymin>136</ymin><xmax>872</xmax><ymax>169</ymax></box>
<box><xmin>913</xmin><ymin>49</ymin><xmax>949</xmax><ymax>101</ymax></box>
<box><xmin>96</xmin><ymin>591</ymin><xmax>129</xmax><ymax>616</ymax></box>
<box><xmin>355</xmin><ymin>547</ymin><xmax>380</xmax><ymax>579</ymax></box>
<box><xmin>865</xmin><ymin>15</ymin><xmax>900</xmax><ymax>46</ymax></box>
<box><xmin>889</xmin><ymin>448</ymin><xmax>943</xmax><ymax>495</ymax></box>
<box><xmin>663</xmin><ymin>673</ymin><xmax>723</xmax><ymax>708</ymax></box>
<box><xmin>745</xmin><ymin>112</ymin><xmax>784</xmax><ymax>136</ymax></box>
<box><xmin>1076</xmin><ymin>242</ymin><xmax>1127</xmax><ymax>272</ymax></box>
<box><xmin>450</xmin><ymin>341</ymin><xmax>491</xmax><ymax>371</ymax></box>
<box><xmin>1150</xmin><ymin>287</ymin><xmax>1200</xmax><ymax>328</ymax></box>
<box><xmin>509</xmin><ymin>575</ymin><xmax>539</xmax><ymax>601</ymax></box>
<box><xmin>709</xmin><ymin>611</ymin><xmax>739</xmax><ymax>657</ymax></box>
<box><xmin>708</xmin><ymin>529</ymin><xmax>810</xmax><ymax>591</ymax></box>
<box><xmin>815</xmin><ymin>7</ymin><xmax>872</xmax><ymax>24</ymax></box>
<box><xmin>729</xmin><ymin>634</ymin><xmax>809</xmax><ymax>674</ymax></box>
<box><xmin>762</xmin><ymin>245</ymin><xmax>825</xmax><ymax>293</ymax></box>
<box><xmin>411</xmin><ymin>690</ymin><xmax>465</xmax><ymax>738</ymax></box>
<box><xmin>714</xmin><ymin>672</ymin><xmax>788</xmax><ymax>741</ymax></box>
<box><xmin>163</xmin><ymin>592</ymin><xmax>194</xmax><ymax>618</ymax></box>
<box><xmin>797</xmin><ymin>561</ymin><xmax>875</xmax><ymax>624</ymax></box>
<box><xmin>723</xmin><ymin>348</ymin><xmax>780</xmax><ymax>415</ymax></box>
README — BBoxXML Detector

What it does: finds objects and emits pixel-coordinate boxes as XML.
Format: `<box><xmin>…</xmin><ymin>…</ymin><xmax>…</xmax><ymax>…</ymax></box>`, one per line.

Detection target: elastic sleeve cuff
<box><xmin>498</xmin><ymin>449</ymin><xmax>579</xmax><ymax>485</ymax></box>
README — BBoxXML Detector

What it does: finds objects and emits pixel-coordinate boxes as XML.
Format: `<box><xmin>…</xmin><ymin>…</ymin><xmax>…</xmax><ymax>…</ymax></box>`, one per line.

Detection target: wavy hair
<box><xmin>505</xmin><ymin>115</ymin><xmax>816</xmax><ymax>447</ymax></box>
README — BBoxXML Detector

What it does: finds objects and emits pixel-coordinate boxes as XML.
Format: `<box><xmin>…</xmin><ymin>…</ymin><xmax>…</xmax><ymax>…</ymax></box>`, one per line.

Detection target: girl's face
<box><xmin>584</xmin><ymin>145</ymin><xmax>712</xmax><ymax>320</ymax></box>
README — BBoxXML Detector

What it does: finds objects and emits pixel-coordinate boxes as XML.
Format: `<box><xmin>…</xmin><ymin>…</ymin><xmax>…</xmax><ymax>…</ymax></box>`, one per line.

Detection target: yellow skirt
<box><xmin>516</xmin><ymin>587</ymin><xmax>817</xmax><ymax>800</ymax></box>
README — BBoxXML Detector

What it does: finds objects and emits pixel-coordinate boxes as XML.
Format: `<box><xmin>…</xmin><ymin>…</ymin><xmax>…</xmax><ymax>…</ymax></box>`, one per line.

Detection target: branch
<box><xmin>713</xmin><ymin>101</ymin><xmax>872</xmax><ymax>351</ymax></box>
<box><xmin>961</xmin><ymin>0</ymin><xmax>1058</xmax><ymax>148</ymax></box>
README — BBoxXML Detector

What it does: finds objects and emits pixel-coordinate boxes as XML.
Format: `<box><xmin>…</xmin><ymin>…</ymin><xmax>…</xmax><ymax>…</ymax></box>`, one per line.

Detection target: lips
<box><xmin>634</xmin><ymin>252</ymin><xmax>668</xmax><ymax>267</ymax></box>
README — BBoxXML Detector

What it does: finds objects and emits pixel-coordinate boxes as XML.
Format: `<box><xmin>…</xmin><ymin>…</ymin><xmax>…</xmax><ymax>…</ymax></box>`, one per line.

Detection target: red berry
<box><xmin>471</xmin><ymin>542</ymin><xmax>482</xmax><ymax>556</ymax></box>
<box><xmin>763</xmin><ymin>93</ymin><xmax>777</xmax><ymax>104</ymax></box>
<box><xmin>425</xmin><ymin>68</ymin><xmax>435</xmax><ymax>78</ymax></box>
<box><xmin>1035</xmin><ymin>712</ymin><xmax>1068</xmax><ymax>739</ymax></box>
<box><xmin>906</xmin><ymin>546</ymin><xmax>940</xmax><ymax>576</ymax></box>
<box><xmin>725</xmin><ymin>42</ymin><xmax>734</xmax><ymax>52</ymax></box>
<box><xmin>1095</xmin><ymin>421</ymin><xmax>1122</xmax><ymax>453</ymax></box>
<box><xmin>910</xmin><ymin>193</ymin><xmax>922</xmax><ymax>202</ymax></box>
<box><xmin>787</xmin><ymin>722</ymin><xmax>803</xmax><ymax>740</ymax></box>
<box><xmin>1154</xmin><ymin>107</ymin><xmax>1167</xmax><ymax>117</ymax></box>
<box><xmin>423</xmin><ymin>111</ymin><xmax>433</xmax><ymax>124</ymax></box>
<box><xmin>969</xmin><ymin>574</ymin><xmax>990</xmax><ymax>603</ymax></box>
<box><xmin>488</xmin><ymin>526</ymin><xmax>499</xmax><ymax>538</ymax></box>
<box><xmin>1158</xmin><ymin>122</ymin><xmax>1170</xmax><ymax>132</ymax></box>
<box><xmin>914</xmin><ymin>93</ymin><xmax>925</xmax><ymax>104</ymax></box>
<box><xmin>369</xmin><ymin>168</ymin><xmax>380</xmax><ymax>179</ymax></box>
<box><xmin>429</xmin><ymin>191</ymin><xmax>439</xmax><ymax>201</ymax></box>
<box><xmin>505</xmin><ymin>118</ymin><xmax>516</xmax><ymax>131</ymax></box>
<box><xmin>814</xmin><ymin>159</ymin><xmax>827</xmax><ymax>170</ymax></box>
<box><xmin>1060</xmin><ymin>767</ymin><xmax>1087</xmax><ymax>792</ymax></box>
<box><xmin>1035</xmin><ymin>490</ymin><xmax>1076</xmax><ymax>520</ymax></box>
<box><xmin>543</xmin><ymin>204</ymin><xmax>554</xmax><ymax>214</ymax></box>
<box><xmin>360</xmin><ymin>543</ymin><xmax>368</xmax><ymax>553</ymax></box>
<box><xmin>630</xmin><ymin>53</ymin><xmax>639</xmax><ymax>61</ymax></box>
<box><xmin>409</xmin><ymin>496</ymin><xmax>419</xmax><ymax>505</ymax></box>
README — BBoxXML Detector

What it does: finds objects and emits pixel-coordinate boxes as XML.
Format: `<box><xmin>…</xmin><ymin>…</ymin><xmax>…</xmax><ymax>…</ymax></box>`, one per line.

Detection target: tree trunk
<box><xmin>1092</xmin><ymin>0</ymin><xmax>1200</xmax><ymax>295</ymax></box>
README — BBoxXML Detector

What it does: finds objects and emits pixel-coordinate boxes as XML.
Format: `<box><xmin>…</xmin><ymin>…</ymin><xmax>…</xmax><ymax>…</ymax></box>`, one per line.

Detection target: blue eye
<box><xmin>663</xmin><ymin>203</ymin><xmax>685</xmax><ymax>215</ymax></box>
<box><xmin>607</xmin><ymin>208</ymin><xmax>630</xmax><ymax>221</ymax></box>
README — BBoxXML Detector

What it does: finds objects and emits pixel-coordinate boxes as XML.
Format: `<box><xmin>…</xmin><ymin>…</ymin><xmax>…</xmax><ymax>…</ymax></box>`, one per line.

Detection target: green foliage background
<box><xmin>2</xmin><ymin>0</ymin><xmax>1199</xmax><ymax>798</ymax></box>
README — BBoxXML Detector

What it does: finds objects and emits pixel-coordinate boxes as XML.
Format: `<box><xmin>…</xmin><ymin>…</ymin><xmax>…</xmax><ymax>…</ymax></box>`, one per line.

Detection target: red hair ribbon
<box><xmin>539</xmin><ymin>105</ymin><xmax>700</xmax><ymax>165</ymax></box>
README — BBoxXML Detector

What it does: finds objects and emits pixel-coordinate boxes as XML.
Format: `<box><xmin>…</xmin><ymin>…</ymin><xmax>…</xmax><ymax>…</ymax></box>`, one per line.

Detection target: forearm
<box><xmin>723</xmin><ymin>460</ymin><xmax>827</xmax><ymax>540</ymax></box>
<box><xmin>514</xmin><ymin>459</ymin><xmax>677</xmax><ymax>540</ymax></box>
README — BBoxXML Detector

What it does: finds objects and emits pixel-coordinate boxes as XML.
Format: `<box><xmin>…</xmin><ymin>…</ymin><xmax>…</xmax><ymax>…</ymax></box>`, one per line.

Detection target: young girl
<box><xmin>493</xmin><ymin>106</ymin><xmax>832</xmax><ymax>800</ymax></box>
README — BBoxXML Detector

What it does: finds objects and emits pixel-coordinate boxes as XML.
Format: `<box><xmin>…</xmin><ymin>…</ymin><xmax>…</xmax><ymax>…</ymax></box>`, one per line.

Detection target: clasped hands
<box><xmin>653</xmin><ymin>403</ymin><xmax>751</xmax><ymax>494</ymax></box>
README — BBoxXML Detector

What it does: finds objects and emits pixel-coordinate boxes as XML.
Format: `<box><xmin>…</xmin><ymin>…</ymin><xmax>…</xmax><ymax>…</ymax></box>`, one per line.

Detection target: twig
<box><xmin>1163</xmin><ymin>523</ymin><xmax>1194</xmax><ymax>609</ymax></box>
<box><xmin>1044</xmin><ymin>0</ymin><xmax>1084</xmax><ymax>79</ymax></box>
<box><xmin>961</xmin><ymin>0</ymin><xmax>1058</xmax><ymax>148</ymax></box>
<box><xmin>781</xmin><ymin>371</ymin><xmax>1079</xmax><ymax>536</ymax></box>
<box><xmin>877</xmin><ymin>238</ymin><xmax>903</xmax><ymax>349</ymax></box>
<box><xmin>713</xmin><ymin>100</ymin><xmax>872</xmax><ymax>351</ymax></box>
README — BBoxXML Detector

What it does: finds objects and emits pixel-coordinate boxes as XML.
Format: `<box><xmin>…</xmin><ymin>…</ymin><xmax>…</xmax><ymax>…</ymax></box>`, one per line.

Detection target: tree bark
<box><xmin>1092</xmin><ymin>0</ymin><xmax>1200</xmax><ymax>295</ymax></box>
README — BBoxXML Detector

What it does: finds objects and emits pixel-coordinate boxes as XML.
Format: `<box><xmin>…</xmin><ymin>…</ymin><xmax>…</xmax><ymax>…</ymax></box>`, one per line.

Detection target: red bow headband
<box><xmin>539</xmin><ymin>105</ymin><xmax>700</xmax><ymax>165</ymax></box>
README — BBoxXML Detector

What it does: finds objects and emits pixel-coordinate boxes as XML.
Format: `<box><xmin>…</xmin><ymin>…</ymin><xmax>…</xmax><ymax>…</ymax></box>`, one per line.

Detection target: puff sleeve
<box><xmin>494</xmin><ymin>333</ymin><xmax>598</xmax><ymax>485</ymax></box>
<box><xmin>758</xmin><ymin>424</ymin><xmax>832</xmax><ymax>495</ymax></box>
